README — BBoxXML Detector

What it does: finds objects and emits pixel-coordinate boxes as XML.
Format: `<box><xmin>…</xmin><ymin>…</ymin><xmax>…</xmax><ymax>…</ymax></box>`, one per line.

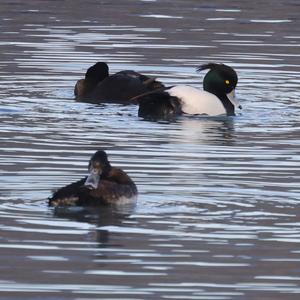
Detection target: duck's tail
<box><xmin>130</xmin><ymin>87</ymin><xmax>169</xmax><ymax>103</ymax></box>
<box><xmin>132</xmin><ymin>88</ymin><xmax>181</xmax><ymax>120</ymax></box>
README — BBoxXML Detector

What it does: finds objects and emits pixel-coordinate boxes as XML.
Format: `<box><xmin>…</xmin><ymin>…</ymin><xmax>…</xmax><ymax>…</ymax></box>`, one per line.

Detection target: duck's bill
<box><xmin>84</xmin><ymin>170</ymin><xmax>100</xmax><ymax>190</ymax></box>
<box><xmin>227</xmin><ymin>89</ymin><xmax>242</xmax><ymax>110</ymax></box>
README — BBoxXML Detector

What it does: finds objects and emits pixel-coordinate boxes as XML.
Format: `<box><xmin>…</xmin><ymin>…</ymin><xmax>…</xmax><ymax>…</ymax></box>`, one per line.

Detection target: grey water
<box><xmin>0</xmin><ymin>0</ymin><xmax>300</xmax><ymax>299</ymax></box>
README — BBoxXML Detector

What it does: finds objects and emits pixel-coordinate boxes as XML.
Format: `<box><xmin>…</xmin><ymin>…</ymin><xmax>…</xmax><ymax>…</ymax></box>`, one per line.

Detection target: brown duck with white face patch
<box><xmin>74</xmin><ymin>62</ymin><xmax>164</xmax><ymax>104</ymax></box>
<box><xmin>48</xmin><ymin>150</ymin><xmax>137</xmax><ymax>207</ymax></box>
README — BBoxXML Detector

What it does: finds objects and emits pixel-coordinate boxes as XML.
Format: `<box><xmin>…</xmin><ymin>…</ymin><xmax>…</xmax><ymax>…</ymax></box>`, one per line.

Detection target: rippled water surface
<box><xmin>1</xmin><ymin>0</ymin><xmax>300</xmax><ymax>299</ymax></box>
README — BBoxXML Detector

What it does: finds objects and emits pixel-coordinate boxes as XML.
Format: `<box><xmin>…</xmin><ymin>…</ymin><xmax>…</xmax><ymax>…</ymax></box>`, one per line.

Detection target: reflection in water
<box><xmin>53</xmin><ymin>204</ymin><xmax>136</xmax><ymax>226</ymax></box>
<box><xmin>178</xmin><ymin>116</ymin><xmax>236</xmax><ymax>146</ymax></box>
<box><xmin>53</xmin><ymin>204</ymin><xmax>136</xmax><ymax>246</ymax></box>
<box><xmin>0</xmin><ymin>0</ymin><xmax>300</xmax><ymax>299</ymax></box>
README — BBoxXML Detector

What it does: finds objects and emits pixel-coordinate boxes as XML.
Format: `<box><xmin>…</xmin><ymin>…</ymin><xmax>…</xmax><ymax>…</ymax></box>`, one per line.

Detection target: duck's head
<box><xmin>197</xmin><ymin>63</ymin><xmax>241</xmax><ymax>112</ymax></box>
<box><xmin>84</xmin><ymin>150</ymin><xmax>111</xmax><ymax>189</ymax></box>
<box><xmin>75</xmin><ymin>62</ymin><xmax>109</xmax><ymax>99</ymax></box>
<box><xmin>85</xmin><ymin>62</ymin><xmax>109</xmax><ymax>83</ymax></box>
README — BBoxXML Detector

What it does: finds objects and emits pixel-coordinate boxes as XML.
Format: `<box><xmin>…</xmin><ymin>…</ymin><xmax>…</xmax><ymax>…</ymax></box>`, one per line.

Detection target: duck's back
<box><xmin>91</xmin><ymin>71</ymin><xmax>160</xmax><ymax>103</ymax></box>
<box><xmin>169</xmin><ymin>85</ymin><xmax>226</xmax><ymax>116</ymax></box>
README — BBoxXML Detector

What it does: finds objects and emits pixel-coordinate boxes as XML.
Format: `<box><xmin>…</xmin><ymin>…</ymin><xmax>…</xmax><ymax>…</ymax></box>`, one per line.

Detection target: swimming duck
<box><xmin>136</xmin><ymin>63</ymin><xmax>241</xmax><ymax>119</ymax></box>
<box><xmin>48</xmin><ymin>150</ymin><xmax>137</xmax><ymax>207</ymax></box>
<box><xmin>74</xmin><ymin>62</ymin><xmax>164</xmax><ymax>103</ymax></box>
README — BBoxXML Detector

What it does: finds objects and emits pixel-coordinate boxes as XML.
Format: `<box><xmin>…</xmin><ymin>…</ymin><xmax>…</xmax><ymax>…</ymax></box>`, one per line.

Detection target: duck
<box><xmin>135</xmin><ymin>63</ymin><xmax>241</xmax><ymax>119</ymax></box>
<box><xmin>48</xmin><ymin>150</ymin><xmax>138</xmax><ymax>207</ymax></box>
<box><xmin>74</xmin><ymin>62</ymin><xmax>165</xmax><ymax>103</ymax></box>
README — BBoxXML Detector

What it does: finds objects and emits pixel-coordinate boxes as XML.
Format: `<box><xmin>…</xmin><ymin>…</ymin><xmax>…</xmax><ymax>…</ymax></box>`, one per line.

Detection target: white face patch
<box><xmin>227</xmin><ymin>89</ymin><xmax>242</xmax><ymax>109</ymax></box>
<box><xmin>84</xmin><ymin>169</ymin><xmax>100</xmax><ymax>189</ymax></box>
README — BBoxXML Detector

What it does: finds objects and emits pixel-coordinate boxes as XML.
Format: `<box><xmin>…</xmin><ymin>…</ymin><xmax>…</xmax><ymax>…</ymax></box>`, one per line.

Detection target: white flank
<box><xmin>168</xmin><ymin>85</ymin><xmax>227</xmax><ymax>116</ymax></box>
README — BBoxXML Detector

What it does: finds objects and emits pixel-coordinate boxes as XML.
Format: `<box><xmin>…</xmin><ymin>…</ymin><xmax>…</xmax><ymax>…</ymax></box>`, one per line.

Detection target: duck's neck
<box><xmin>84</xmin><ymin>71</ymin><xmax>108</xmax><ymax>93</ymax></box>
<box><xmin>217</xmin><ymin>94</ymin><xmax>235</xmax><ymax>116</ymax></box>
<box><xmin>205</xmin><ymin>85</ymin><xmax>235</xmax><ymax>116</ymax></box>
<box><xmin>75</xmin><ymin>79</ymin><xmax>98</xmax><ymax>99</ymax></box>
<box><xmin>100</xmin><ymin>165</ymin><xmax>112</xmax><ymax>179</ymax></box>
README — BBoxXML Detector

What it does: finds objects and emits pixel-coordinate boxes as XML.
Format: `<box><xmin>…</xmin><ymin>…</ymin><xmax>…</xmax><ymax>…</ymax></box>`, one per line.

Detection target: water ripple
<box><xmin>1</xmin><ymin>0</ymin><xmax>300</xmax><ymax>299</ymax></box>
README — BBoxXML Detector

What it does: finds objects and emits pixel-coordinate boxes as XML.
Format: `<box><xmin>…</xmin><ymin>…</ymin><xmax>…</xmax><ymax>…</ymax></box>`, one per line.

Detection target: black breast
<box><xmin>138</xmin><ymin>91</ymin><xmax>182</xmax><ymax>120</ymax></box>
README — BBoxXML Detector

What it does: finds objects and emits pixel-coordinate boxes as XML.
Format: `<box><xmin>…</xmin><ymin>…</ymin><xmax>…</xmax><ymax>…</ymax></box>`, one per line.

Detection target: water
<box><xmin>0</xmin><ymin>0</ymin><xmax>300</xmax><ymax>299</ymax></box>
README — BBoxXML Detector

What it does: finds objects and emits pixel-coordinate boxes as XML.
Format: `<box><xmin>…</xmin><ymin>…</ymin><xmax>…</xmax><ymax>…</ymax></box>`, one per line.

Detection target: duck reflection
<box><xmin>52</xmin><ymin>201</ymin><xmax>136</xmax><ymax>245</ymax></box>
<box><xmin>139</xmin><ymin>116</ymin><xmax>236</xmax><ymax>148</ymax></box>
<box><xmin>177</xmin><ymin>116</ymin><xmax>236</xmax><ymax>146</ymax></box>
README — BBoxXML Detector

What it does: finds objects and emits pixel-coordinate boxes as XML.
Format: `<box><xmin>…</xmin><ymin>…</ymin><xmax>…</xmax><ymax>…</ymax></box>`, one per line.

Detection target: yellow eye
<box><xmin>225</xmin><ymin>80</ymin><xmax>230</xmax><ymax>85</ymax></box>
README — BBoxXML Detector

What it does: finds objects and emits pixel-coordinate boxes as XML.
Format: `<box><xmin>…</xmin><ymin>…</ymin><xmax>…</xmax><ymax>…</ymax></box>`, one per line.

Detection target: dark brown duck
<box><xmin>49</xmin><ymin>150</ymin><xmax>137</xmax><ymax>207</ymax></box>
<box><xmin>74</xmin><ymin>62</ymin><xmax>164</xmax><ymax>103</ymax></box>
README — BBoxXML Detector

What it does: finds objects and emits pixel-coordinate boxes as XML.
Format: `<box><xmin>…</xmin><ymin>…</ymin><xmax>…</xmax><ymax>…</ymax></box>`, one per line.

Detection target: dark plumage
<box><xmin>49</xmin><ymin>150</ymin><xmax>137</xmax><ymax>207</ymax></box>
<box><xmin>136</xmin><ymin>89</ymin><xmax>182</xmax><ymax>120</ymax></box>
<box><xmin>74</xmin><ymin>62</ymin><xmax>164</xmax><ymax>103</ymax></box>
